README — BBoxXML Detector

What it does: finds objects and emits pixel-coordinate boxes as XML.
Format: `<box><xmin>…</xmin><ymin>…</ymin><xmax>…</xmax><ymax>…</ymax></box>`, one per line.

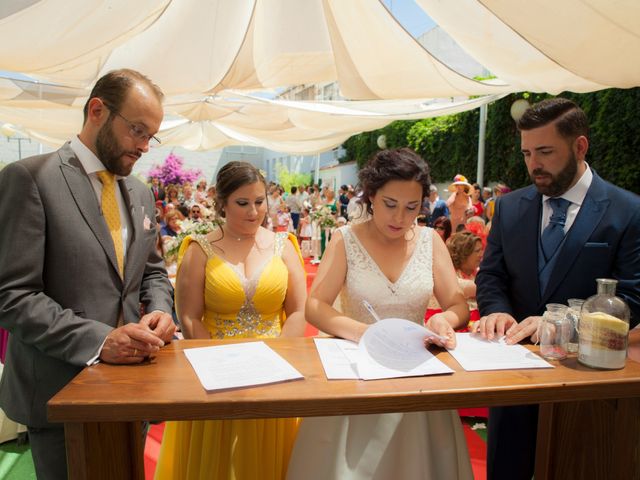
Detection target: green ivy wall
<box><xmin>339</xmin><ymin>88</ymin><xmax>640</xmax><ymax>194</ymax></box>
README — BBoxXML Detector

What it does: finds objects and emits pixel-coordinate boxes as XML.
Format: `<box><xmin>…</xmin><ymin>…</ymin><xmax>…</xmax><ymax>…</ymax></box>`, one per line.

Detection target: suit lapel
<box><xmin>518</xmin><ymin>188</ymin><xmax>543</xmax><ymax>305</ymax></box>
<box><xmin>120</xmin><ymin>178</ymin><xmax>141</xmax><ymax>285</ymax></box>
<box><xmin>541</xmin><ymin>174</ymin><xmax>609</xmax><ymax>303</ymax></box>
<box><xmin>59</xmin><ymin>145</ymin><xmax>122</xmax><ymax>280</ymax></box>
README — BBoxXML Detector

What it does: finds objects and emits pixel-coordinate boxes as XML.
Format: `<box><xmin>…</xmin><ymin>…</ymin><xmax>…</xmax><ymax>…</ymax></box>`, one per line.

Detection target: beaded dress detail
<box><xmin>176</xmin><ymin>232</ymin><xmax>289</xmax><ymax>339</ymax></box>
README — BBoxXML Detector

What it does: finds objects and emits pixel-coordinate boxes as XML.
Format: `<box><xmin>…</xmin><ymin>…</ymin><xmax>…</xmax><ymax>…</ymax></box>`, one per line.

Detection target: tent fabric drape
<box><xmin>0</xmin><ymin>0</ymin><xmax>638</xmax><ymax>153</ymax></box>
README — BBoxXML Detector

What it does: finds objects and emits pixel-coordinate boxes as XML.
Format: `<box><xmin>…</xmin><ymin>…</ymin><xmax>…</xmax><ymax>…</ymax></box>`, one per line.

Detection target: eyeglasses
<box><xmin>103</xmin><ymin>102</ymin><xmax>161</xmax><ymax>147</ymax></box>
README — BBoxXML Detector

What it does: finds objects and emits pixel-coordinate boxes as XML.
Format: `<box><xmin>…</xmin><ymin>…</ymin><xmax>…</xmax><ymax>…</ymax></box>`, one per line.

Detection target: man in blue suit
<box><xmin>425</xmin><ymin>184</ymin><xmax>449</xmax><ymax>225</ymax></box>
<box><xmin>475</xmin><ymin>98</ymin><xmax>640</xmax><ymax>480</ymax></box>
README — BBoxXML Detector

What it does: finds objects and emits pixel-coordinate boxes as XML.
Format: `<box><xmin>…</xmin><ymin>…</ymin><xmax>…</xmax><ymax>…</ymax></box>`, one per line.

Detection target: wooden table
<box><xmin>49</xmin><ymin>338</ymin><xmax>640</xmax><ymax>479</ymax></box>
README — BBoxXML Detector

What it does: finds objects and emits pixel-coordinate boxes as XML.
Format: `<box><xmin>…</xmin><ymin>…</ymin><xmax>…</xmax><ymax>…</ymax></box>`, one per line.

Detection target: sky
<box><xmin>383</xmin><ymin>0</ymin><xmax>436</xmax><ymax>38</ymax></box>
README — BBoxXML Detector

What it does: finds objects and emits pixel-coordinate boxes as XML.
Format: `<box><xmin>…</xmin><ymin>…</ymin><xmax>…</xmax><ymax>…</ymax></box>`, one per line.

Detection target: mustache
<box><xmin>531</xmin><ymin>168</ymin><xmax>551</xmax><ymax>176</ymax></box>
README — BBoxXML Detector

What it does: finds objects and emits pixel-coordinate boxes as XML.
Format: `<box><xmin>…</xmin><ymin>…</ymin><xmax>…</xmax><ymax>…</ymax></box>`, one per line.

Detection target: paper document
<box><xmin>358</xmin><ymin>318</ymin><xmax>454</xmax><ymax>380</ymax></box>
<box><xmin>184</xmin><ymin>341</ymin><xmax>304</xmax><ymax>391</ymax></box>
<box><xmin>314</xmin><ymin>338</ymin><xmax>360</xmax><ymax>379</ymax></box>
<box><xmin>447</xmin><ymin>333</ymin><xmax>553</xmax><ymax>371</ymax></box>
<box><xmin>314</xmin><ymin>319</ymin><xmax>453</xmax><ymax>380</ymax></box>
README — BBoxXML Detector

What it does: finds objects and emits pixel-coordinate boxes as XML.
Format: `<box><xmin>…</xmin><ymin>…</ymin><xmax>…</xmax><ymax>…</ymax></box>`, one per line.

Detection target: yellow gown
<box><xmin>155</xmin><ymin>232</ymin><xmax>300</xmax><ymax>480</ymax></box>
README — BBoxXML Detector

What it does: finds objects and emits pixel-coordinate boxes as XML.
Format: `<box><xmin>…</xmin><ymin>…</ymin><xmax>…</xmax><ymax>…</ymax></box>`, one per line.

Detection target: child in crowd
<box><xmin>276</xmin><ymin>205</ymin><xmax>293</xmax><ymax>233</ymax></box>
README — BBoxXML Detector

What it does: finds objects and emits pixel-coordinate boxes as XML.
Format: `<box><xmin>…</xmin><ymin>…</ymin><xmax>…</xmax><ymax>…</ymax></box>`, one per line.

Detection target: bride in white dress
<box><xmin>287</xmin><ymin>148</ymin><xmax>473</xmax><ymax>480</ymax></box>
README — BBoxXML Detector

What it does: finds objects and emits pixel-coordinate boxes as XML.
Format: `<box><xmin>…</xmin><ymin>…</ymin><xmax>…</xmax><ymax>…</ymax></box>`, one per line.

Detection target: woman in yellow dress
<box><xmin>155</xmin><ymin>161</ymin><xmax>307</xmax><ymax>480</ymax></box>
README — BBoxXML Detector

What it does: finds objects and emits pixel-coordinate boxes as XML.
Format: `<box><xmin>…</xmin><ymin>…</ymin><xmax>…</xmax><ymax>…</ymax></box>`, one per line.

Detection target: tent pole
<box><xmin>476</xmin><ymin>102</ymin><xmax>488</xmax><ymax>188</ymax></box>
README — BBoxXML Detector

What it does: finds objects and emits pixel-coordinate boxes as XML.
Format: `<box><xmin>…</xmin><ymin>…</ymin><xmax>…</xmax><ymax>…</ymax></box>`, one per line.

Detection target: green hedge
<box><xmin>340</xmin><ymin>88</ymin><xmax>640</xmax><ymax>193</ymax></box>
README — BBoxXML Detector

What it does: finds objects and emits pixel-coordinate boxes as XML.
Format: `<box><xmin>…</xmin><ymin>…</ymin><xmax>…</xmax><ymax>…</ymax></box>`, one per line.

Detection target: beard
<box><xmin>530</xmin><ymin>151</ymin><xmax>578</xmax><ymax>197</ymax></box>
<box><xmin>96</xmin><ymin>117</ymin><xmax>140</xmax><ymax>176</ymax></box>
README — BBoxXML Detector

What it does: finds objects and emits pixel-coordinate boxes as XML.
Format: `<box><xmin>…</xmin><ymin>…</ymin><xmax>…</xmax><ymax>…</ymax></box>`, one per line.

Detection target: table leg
<box><xmin>65</xmin><ymin>421</ymin><xmax>145</xmax><ymax>480</ymax></box>
<box><xmin>535</xmin><ymin>398</ymin><xmax>640</xmax><ymax>479</ymax></box>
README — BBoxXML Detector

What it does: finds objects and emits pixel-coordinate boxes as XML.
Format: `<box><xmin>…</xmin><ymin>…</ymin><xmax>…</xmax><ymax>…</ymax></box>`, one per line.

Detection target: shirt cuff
<box><xmin>86</xmin><ymin>337</ymin><xmax>109</xmax><ymax>366</ymax></box>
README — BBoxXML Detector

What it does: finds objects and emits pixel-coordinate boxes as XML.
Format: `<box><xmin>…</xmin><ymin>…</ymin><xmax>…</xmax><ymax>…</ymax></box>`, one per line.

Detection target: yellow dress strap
<box><xmin>275</xmin><ymin>232</ymin><xmax>304</xmax><ymax>268</ymax></box>
<box><xmin>177</xmin><ymin>234</ymin><xmax>215</xmax><ymax>268</ymax></box>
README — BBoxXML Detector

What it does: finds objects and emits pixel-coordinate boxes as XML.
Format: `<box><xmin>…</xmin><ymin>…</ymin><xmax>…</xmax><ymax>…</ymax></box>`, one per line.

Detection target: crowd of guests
<box><xmin>151</xmin><ymin>175</ymin><xmax>361</xmax><ymax>257</ymax></box>
<box><xmin>416</xmin><ymin>174</ymin><xmax>511</xmax><ymax>330</ymax></box>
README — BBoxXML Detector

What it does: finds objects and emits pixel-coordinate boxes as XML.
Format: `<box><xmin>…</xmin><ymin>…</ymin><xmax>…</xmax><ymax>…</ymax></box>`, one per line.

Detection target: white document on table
<box><xmin>314</xmin><ymin>319</ymin><xmax>453</xmax><ymax>380</ymax></box>
<box><xmin>184</xmin><ymin>341</ymin><xmax>304</xmax><ymax>391</ymax></box>
<box><xmin>358</xmin><ymin>318</ymin><xmax>454</xmax><ymax>380</ymax></box>
<box><xmin>314</xmin><ymin>338</ymin><xmax>360</xmax><ymax>379</ymax></box>
<box><xmin>447</xmin><ymin>333</ymin><xmax>553</xmax><ymax>371</ymax></box>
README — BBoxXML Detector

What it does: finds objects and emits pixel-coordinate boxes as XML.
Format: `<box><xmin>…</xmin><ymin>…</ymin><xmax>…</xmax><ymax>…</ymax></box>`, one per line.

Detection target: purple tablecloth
<box><xmin>0</xmin><ymin>328</ymin><xmax>8</xmax><ymax>364</ymax></box>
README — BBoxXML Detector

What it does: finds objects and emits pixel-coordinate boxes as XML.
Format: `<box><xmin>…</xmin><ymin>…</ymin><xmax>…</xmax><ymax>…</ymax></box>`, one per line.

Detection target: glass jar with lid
<box><xmin>578</xmin><ymin>278</ymin><xmax>630</xmax><ymax>369</ymax></box>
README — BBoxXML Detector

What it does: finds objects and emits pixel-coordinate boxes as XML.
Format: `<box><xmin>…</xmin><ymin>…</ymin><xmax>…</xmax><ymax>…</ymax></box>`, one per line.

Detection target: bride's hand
<box><xmin>424</xmin><ymin>314</ymin><xmax>456</xmax><ymax>349</ymax></box>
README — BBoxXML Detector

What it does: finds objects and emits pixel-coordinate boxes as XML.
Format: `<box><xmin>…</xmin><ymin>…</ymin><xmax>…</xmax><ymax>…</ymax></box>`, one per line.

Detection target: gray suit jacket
<box><xmin>0</xmin><ymin>143</ymin><xmax>173</xmax><ymax>427</ymax></box>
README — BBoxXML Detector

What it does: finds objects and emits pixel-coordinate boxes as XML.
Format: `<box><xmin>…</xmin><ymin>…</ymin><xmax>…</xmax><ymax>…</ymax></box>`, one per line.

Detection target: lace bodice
<box><xmin>339</xmin><ymin>225</ymin><xmax>434</xmax><ymax>325</ymax></box>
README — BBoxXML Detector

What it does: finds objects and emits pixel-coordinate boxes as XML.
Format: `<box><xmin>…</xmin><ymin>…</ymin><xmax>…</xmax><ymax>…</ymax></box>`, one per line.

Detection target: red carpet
<box><xmin>145</xmin><ymin>256</ymin><xmax>487</xmax><ymax>479</ymax></box>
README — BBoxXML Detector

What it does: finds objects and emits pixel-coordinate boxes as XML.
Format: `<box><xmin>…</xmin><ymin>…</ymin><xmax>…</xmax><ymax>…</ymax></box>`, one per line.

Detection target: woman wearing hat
<box><xmin>446</xmin><ymin>174</ymin><xmax>474</xmax><ymax>232</ymax></box>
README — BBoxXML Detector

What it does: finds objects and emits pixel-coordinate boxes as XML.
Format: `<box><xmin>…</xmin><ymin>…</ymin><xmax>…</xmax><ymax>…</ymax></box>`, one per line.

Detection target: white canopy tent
<box><xmin>0</xmin><ymin>0</ymin><xmax>638</xmax><ymax>153</ymax></box>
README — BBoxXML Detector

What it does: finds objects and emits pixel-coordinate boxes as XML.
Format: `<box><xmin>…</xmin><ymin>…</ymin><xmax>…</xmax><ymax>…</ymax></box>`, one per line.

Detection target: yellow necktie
<box><xmin>97</xmin><ymin>170</ymin><xmax>124</xmax><ymax>276</ymax></box>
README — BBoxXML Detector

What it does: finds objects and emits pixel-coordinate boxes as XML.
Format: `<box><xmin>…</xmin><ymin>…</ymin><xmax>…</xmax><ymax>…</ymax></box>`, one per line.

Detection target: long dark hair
<box><xmin>357</xmin><ymin>148</ymin><xmax>431</xmax><ymax>215</ymax></box>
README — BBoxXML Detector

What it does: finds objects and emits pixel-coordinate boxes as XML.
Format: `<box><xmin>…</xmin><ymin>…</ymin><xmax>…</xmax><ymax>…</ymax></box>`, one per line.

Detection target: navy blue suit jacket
<box><xmin>428</xmin><ymin>199</ymin><xmax>449</xmax><ymax>226</ymax></box>
<box><xmin>476</xmin><ymin>172</ymin><xmax>640</xmax><ymax>326</ymax></box>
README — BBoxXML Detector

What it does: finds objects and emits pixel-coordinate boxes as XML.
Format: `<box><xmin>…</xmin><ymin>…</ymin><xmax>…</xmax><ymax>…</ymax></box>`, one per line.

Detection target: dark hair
<box><xmin>215</xmin><ymin>161</ymin><xmax>266</xmax><ymax>218</ymax></box>
<box><xmin>416</xmin><ymin>215</ymin><xmax>428</xmax><ymax>226</ymax></box>
<box><xmin>432</xmin><ymin>216</ymin><xmax>452</xmax><ymax>241</ymax></box>
<box><xmin>517</xmin><ymin>98</ymin><xmax>589</xmax><ymax>141</ymax></box>
<box><xmin>290</xmin><ymin>186</ymin><xmax>297</xmax><ymax>194</ymax></box>
<box><xmin>358</xmin><ymin>148</ymin><xmax>430</xmax><ymax>215</ymax></box>
<box><xmin>83</xmin><ymin>69</ymin><xmax>164</xmax><ymax>123</ymax></box>
<box><xmin>177</xmin><ymin>205</ymin><xmax>190</xmax><ymax>218</ymax></box>
<box><xmin>447</xmin><ymin>231</ymin><xmax>482</xmax><ymax>270</ymax></box>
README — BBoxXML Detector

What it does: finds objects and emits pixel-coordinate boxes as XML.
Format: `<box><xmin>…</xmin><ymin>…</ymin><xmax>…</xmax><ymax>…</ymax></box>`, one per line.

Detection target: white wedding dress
<box><xmin>287</xmin><ymin>225</ymin><xmax>473</xmax><ymax>480</ymax></box>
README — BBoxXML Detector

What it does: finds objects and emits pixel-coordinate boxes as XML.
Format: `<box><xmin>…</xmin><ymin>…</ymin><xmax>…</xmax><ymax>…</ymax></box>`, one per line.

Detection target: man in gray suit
<box><xmin>0</xmin><ymin>69</ymin><xmax>175</xmax><ymax>479</ymax></box>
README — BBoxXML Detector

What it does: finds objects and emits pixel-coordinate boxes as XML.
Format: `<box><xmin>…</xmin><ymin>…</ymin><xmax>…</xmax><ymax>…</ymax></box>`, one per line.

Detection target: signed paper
<box><xmin>447</xmin><ymin>333</ymin><xmax>553</xmax><ymax>371</ymax></box>
<box><xmin>358</xmin><ymin>318</ymin><xmax>454</xmax><ymax>380</ymax></box>
<box><xmin>314</xmin><ymin>319</ymin><xmax>453</xmax><ymax>380</ymax></box>
<box><xmin>184</xmin><ymin>341</ymin><xmax>304</xmax><ymax>391</ymax></box>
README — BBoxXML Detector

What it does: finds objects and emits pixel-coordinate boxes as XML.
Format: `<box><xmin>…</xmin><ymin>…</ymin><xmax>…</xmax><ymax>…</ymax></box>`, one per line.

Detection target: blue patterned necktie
<box><xmin>541</xmin><ymin>197</ymin><xmax>570</xmax><ymax>261</ymax></box>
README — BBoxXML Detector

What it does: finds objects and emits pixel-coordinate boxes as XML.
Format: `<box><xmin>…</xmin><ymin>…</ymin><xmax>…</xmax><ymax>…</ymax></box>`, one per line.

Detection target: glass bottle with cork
<box><xmin>578</xmin><ymin>278</ymin><xmax>630</xmax><ymax>369</ymax></box>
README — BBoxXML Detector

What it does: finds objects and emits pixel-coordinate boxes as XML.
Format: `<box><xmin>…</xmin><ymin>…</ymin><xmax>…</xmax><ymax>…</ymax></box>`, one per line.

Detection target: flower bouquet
<box><xmin>163</xmin><ymin>218</ymin><xmax>222</xmax><ymax>264</ymax></box>
<box><xmin>310</xmin><ymin>205</ymin><xmax>337</xmax><ymax>229</ymax></box>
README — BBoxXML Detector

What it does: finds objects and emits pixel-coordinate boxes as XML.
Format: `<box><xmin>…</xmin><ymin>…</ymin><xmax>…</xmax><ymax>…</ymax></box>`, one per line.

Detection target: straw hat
<box><xmin>447</xmin><ymin>174</ymin><xmax>472</xmax><ymax>192</ymax></box>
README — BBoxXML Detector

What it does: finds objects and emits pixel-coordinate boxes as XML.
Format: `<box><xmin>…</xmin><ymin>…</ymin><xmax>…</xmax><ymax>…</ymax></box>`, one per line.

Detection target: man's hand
<box><xmin>505</xmin><ymin>316</ymin><xmax>543</xmax><ymax>345</ymax></box>
<box><xmin>472</xmin><ymin>312</ymin><xmax>517</xmax><ymax>340</ymax></box>
<box><xmin>140</xmin><ymin>310</ymin><xmax>177</xmax><ymax>344</ymax></box>
<box><xmin>99</xmin><ymin>323</ymin><xmax>165</xmax><ymax>364</ymax></box>
<box><xmin>425</xmin><ymin>313</ymin><xmax>456</xmax><ymax>349</ymax></box>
